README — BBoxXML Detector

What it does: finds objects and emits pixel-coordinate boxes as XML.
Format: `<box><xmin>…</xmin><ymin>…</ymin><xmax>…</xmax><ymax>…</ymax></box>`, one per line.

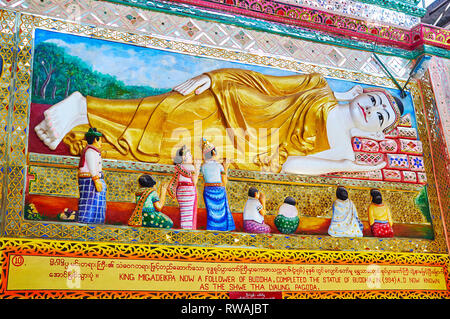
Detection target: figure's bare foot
<box><xmin>34</xmin><ymin>92</ymin><xmax>88</xmax><ymax>150</ymax></box>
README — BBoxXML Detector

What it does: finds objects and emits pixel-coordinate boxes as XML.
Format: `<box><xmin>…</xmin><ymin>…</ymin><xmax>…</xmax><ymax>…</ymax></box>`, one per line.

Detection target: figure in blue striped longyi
<box><xmin>200</xmin><ymin>138</ymin><xmax>235</xmax><ymax>232</ymax></box>
<box><xmin>203</xmin><ymin>185</ymin><xmax>234</xmax><ymax>231</ymax></box>
<box><xmin>77</xmin><ymin>128</ymin><xmax>107</xmax><ymax>224</ymax></box>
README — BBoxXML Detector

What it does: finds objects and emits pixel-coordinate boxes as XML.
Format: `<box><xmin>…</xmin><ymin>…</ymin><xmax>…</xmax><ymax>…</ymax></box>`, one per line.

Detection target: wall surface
<box><xmin>0</xmin><ymin>0</ymin><xmax>448</xmax><ymax>299</ymax></box>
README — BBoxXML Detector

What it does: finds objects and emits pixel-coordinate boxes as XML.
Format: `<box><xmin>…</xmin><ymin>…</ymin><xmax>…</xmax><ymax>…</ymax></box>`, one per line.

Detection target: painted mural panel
<box><xmin>0</xmin><ymin>0</ymin><xmax>447</xmax><ymax>300</ymax></box>
<box><xmin>23</xmin><ymin>27</ymin><xmax>435</xmax><ymax>244</ymax></box>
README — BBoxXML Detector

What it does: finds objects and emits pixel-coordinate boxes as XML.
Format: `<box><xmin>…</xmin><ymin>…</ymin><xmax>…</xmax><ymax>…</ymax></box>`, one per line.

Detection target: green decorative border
<box><xmin>28</xmin><ymin>153</ymin><xmax>423</xmax><ymax>192</ymax></box>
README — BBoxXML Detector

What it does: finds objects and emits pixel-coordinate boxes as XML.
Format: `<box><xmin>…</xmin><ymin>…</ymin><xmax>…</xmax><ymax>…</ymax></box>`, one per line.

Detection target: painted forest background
<box><xmin>32</xmin><ymin>42</ymin><xmax>170</xmax><ymax>104</ymax></box>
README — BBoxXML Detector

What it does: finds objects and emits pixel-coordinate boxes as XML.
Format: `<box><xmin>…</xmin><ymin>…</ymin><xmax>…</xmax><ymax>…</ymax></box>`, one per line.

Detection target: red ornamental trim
<box><xmin>171</xmin><ymin>0</ymin><xmax>412</xmax><ymax>46</ymax></box>
<box><xmin>422</xmin><ymin>25</ymin><xmax>450</xmax><ymax>49</ymax></box>
<box><xmin>167</xmin><ymin>0</ymin><xmax>450</xmax><ymax>51</ymax></box>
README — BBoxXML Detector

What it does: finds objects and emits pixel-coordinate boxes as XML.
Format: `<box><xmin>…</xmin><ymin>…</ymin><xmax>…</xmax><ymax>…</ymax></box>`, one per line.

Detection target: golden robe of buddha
<box><xmin>63</xmin><ymin>68</ymin><xmax>338</xmax><ymax>171</ymax></box>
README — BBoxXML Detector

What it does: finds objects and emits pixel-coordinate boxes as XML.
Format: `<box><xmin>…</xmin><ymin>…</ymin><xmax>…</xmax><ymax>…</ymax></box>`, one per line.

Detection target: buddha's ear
<box><xmin>353</xmin><ymin>85</ymin><xmax>363</xmax><ymax>96</ymax></box>
<box><xmin>371</xmin><ymin>131</ymin><xmax>385</xmax><ymax>141</ymax></box>
<box><xmin>350</xmin><ymin>128</ymin><xmax>385</xmax><ymax>141</ymax></box>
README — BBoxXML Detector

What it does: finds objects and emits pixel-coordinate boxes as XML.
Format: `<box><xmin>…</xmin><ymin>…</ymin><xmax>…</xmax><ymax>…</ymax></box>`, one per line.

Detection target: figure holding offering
<box><xmin>201</xmin><ymin>138</ymin><xmax>235</xmax><ymax>231</ymax></box>
<box><xmin>77</xmin><ymin>128</ymin><xmax>107</xmax><ymax>224</ymax></box>
<box><xmin>167</xmin><ymin>145</ymin><xmax>200</xmax><ymax>230</ymax></box>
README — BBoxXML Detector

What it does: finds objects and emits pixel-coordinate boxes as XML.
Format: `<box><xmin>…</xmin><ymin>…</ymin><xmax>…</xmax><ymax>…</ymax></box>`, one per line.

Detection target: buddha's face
<box><xmin>349</xmin><ymin>92</ymin><xmax>396</xmax><ymax>132</ymax></box>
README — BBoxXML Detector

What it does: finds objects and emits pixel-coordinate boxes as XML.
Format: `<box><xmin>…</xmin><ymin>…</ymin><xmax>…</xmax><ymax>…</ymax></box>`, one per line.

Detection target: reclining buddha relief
<box><xmin>26</xmin><ymin>28</ymin><xmax>432</xmax><ymax>242</ymax></box>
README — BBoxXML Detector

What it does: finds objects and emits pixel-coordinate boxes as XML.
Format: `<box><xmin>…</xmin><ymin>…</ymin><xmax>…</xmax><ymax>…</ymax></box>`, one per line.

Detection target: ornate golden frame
<box><xmin>0</xmin><ymin>238</ymin><xmax>448</xmax><ymax>298</ymax></box>
<box><xmin>0</xmin><ymin>9</ymin><xmax>448</xmax><ymax>255</ymax></box>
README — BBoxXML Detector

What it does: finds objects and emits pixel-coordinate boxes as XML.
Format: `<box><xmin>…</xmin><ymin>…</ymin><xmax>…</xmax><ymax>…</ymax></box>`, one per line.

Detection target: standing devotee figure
<box><xmin>167</xmin><ymin>145</ymin><xmax>200</xmax><ymax>229</ymax></box>
<box><xmin>328</xmin><ymin>186</ymin><xmax>363</xmax><ymax>237</ymax></box>
<box><xmin>77</xmin><ymin>128</ymin><xmax>107</xmax><ymax>224</ymax></box>
<box><xmin>201</xmin><ymin>138</ymin><xmax>235</xmax><ymax>231</ymax></box>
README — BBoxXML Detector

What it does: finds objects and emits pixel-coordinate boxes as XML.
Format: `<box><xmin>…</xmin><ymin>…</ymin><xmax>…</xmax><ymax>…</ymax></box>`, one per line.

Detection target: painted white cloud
<box><xmin>43</xmin><ymin>38</ymin><xmax>187</xmax><ymax>88</ymax></box>
<box><xmin>159</xmin><ymin>55</ymin><xmax>176</xmax><ymax>66</ymax></box>
<box><xmin>42</xmin><ymin>37</ymin><xmax>289</xmax><ymax>90</ymax></box>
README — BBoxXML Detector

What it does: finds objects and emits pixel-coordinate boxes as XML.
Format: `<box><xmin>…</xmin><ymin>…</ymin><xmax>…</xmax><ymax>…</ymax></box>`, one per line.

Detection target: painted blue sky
<box><xmin>34</xmin><ymin>29</ymin><xmax>292</xmax><ymax>89</ymax></box>
<box><xmin>34</xmin><ymin>28</ymin><xmax>416</xmax><ymax>127</ymax></box>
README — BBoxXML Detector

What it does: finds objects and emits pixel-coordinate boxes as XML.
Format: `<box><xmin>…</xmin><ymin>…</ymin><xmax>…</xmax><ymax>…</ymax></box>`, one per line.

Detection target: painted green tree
<box><xmin>415</xmin><ymin>186</ymin><xmax>432</xmax><ymax>224</ymax></box>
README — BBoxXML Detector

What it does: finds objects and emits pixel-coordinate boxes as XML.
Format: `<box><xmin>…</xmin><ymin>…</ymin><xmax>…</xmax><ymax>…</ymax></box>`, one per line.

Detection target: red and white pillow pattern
<box><xmin>332</xmin><ymin>113</ymin><xmax>427</xmax><ymax>185</ymax></box>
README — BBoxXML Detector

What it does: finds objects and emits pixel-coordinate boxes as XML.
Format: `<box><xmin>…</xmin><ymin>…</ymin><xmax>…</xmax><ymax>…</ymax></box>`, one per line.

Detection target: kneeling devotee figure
<box><xmin>35</xmin><ymin>68</ymin><xmax>404</xmax><ymax>175</ymax></box>
<box><xmin>368</xmin><ymin>189</ymin><xmax>394</xmax><ymax>237</ymax></box>
<box><xmin>243</xmin><ymin>187</ymin><xmax>271</xmax><ymax>234</ymax></box>
<box><xmin>274</xmin><ymin>196</ymin><xmax>300</xmax><ymax>234</ymax></box>
<box><xmin>127</xmin><ymin>174</ymin><xmax>173</xmax><ymax>229</ymax></box>
<box><xmin>328</xmin><ymin>186</ymin><xmax>363</xmax><ymax>237</ymax></box>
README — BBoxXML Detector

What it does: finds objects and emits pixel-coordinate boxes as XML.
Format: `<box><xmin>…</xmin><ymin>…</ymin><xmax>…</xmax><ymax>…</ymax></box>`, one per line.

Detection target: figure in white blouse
<box><xmin>243</xmin><ymin>187</ymin><xmax>271</xmax><ymax>234</ymax></box>
<box><xmin>77</xmin><ymin>128</ymin><xmax>107</xmax><ymax>224</ymax></box>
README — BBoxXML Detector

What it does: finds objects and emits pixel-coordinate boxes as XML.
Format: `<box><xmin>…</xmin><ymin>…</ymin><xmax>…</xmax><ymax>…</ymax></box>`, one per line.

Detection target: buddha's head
<box><xmin>349</xmin><ymin>88</ymin><xmax>403</xmax><ymax>134</ymax></box>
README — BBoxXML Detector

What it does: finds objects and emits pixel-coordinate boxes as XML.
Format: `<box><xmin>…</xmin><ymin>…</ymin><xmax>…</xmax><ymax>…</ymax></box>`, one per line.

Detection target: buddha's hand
<box><xmin>370</xmin><ymin>131</ymin><xmax>386</xmax><ymax>141</ymax></box>
<box><xmin>345</xmin><ymin>85</ymin><xmax>364</xmax><ymax>100</ymax></box>
<box><xmin>173</xmin><ymin>74</ymin><xmax>211</xmax><ymax>96</ymax></box>
<box><xmin>345</xmin><ymin>160</ymin><xmax>386</xmax><ymax>172</ymax></box>
<box><xmin>334</xmin><ymin>84</ymin><xmax>363</xmax><ymax>101</ymax></box>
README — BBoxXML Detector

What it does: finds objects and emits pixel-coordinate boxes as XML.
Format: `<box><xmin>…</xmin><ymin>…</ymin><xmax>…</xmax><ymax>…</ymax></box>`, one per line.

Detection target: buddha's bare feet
<box><xmin>34</xmin><ymin>91</ymin><xmax>88</xmax><ymax>150</ymax></box>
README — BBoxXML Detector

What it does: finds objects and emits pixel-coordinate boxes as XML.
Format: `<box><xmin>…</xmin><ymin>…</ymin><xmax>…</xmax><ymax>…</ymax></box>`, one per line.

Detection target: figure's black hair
<box><xmin>85</xmin><ymin>128</ymin><xmax>101</xmax><ymax>145</ymax></box>
<box><xmin>370</xmin><ymin>189</ymin><xmax>383</xmax><ymax>204</ymax></box>
<box><xmin>283</xmin><ymin>196</ymin><xmax>296</xmax><ymax>206</ymax></box>
<box><xmin>394</xmin><ymin>96</ymin><xmax>404</xmax><ymax>116</ymax></box>
<box><xmin>336</xmin><ymin>186</ymin><xmax>348</xmax><ymax>201</ymax></box>
<box><xmin>138</xmin><ymin>174</ymin><xmax>156</xmax><ymax>188</ymax></box>
<box><xmin>248</xmin><ymin>187</ymin><xmax>259</xmax><ymax>198</ymax></box>
<box><xmin>204</xmin><ymin>148</ymin><xmax>216</xmax><ymax>160</ymax></box>
<box><xmin>174</xmin><ymin>145</ymin><xmax>187</xmax><ymax>164</ymax></box>
<box><xmin>370</xmin><ymin>189</ymin><xmax>380</xmax><ymax>197</ymax></box>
